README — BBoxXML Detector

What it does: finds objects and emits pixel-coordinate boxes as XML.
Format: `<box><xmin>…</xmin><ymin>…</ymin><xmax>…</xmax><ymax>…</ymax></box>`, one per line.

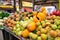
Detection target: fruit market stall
<box><xmin>0</xmin><ymin>11</ymin><xmax>10</xmax><ymax>40</ymax></box>
<box><xmin>3</xmin><ymin>6</ymin><xmax>60</xmax><ymax>40</ymax></box>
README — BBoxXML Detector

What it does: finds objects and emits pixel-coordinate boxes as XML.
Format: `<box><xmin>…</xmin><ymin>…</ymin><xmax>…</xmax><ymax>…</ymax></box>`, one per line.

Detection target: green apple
<box><xmin>41</xmin><ymin>34</ymin><xmax>47</xmax><ymax>40</ymax></box>
<box><xmin>51</xmin><ymin>24</ymin><xmax>57</xmax><ymax>30</ymax></box>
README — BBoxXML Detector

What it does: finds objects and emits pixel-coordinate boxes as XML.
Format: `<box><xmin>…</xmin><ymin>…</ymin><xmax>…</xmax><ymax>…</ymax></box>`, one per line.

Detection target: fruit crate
<box><xmin>3</xmin><ymin>26</ymin><xmax>32</xmax><ymax>40</ymax></box>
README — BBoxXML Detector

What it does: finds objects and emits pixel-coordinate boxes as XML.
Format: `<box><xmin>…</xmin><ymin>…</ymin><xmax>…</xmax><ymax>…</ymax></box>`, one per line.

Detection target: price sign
<box><xmin>45</xmin><ymin>6</ymin><xmax>56</xmax><ymax>15</ymax></box>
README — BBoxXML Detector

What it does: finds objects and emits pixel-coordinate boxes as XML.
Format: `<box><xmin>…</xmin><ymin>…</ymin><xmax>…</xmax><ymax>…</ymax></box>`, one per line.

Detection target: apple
<box><xmin>51</xmin><ymin>10</ymin><xmax>57</xmax><ymax>15</ymax></box>
<box><xmin>41</xmin><ymin>34</ymin><xmax>47</xmax><ymax>40</ymax></box>
<box><xmin>56</xmin><ymin>10</ymin><xmax>60</xmax><ymax>16</ymax></box>
<box><xmin>50</xmin><ymin>30</ymin><xmax>57</xmax><ymax>37</ymax></box>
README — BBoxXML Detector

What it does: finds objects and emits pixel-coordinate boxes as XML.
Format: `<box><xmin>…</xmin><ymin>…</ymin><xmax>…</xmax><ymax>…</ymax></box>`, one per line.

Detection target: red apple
<box><xmin>56</xmin><ymin>10</ymin><xmax>60</xmax><ymax>16</ymax></box>
<box><xmin>52</xmin><ymin>10</ymin><xmax>57</xmax><ymax>15</ymax></box>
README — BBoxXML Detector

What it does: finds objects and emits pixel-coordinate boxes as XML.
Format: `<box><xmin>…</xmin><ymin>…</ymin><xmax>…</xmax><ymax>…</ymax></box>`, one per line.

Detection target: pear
<box><xmin>36</xmin><ymin>21</ymin><xmax>41</xmax><ymax>26</ymax></box>
<box><xmin>36</xmin><ymin>25</ymin><xmax>42</xmax><ymax>31</ymax></box>
<box><xmin>41</xmin><ymin>34</ymin><xmax>47</xmax><ymax>40</ymax></box>
<box><xmin>37</xmin><ymin>36</ymin><xmax>42</xmax><ymax>40</ymax></box>
<box><xmin>58</xmin><ymin>25</ymin><xmax>60</xmax><ymax>29</ymax></box>
<box><xmin>29</xmin><ymin>33</ymin><xmax>38</xmax><ymax>40</ymax></box>
<box><xmin>51</xmin><ymin>24</ymin><xmax>57</xmax><ymax>30</ymax></box>
<box><xmin>48</xmin><ymin>34</ymin><xmax>54</xmax><ymax>40</ymax></box>
<box><xmin>41</xmin><ymin>28</ymin><xmax>47</xmax><ymax>34</ymax></box>
<box><xmin>17</xmin><ymin>31</ymin><xmax>22</xmax><ymax>36</ymax></box>
<box><xmin>55</xmin><ymin>37</ymin><xmax>60</xmax><ymax>40</ymax></box>
<box><xmin>54</xmin><ymin>19</ymin><xmax>60</xmax><ymax>25</ymax></box>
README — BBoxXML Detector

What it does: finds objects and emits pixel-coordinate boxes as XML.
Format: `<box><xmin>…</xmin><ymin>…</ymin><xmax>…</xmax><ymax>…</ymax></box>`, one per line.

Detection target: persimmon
<box><xmin>33</xmin><ymin>11</ymin><xmax>37</xmax><ymax>16</ymax></box>
<box><xmin>27</xmin><ymin>22</ymin><xmax>36</xmax><ymax>31</ymax></box>
<box><xmin>41</xmin><ymin>6</ymin><xmax>46</xmax><ymax>12</ymax></box>
<box><xmin>33</xmin><ymin>15</ymin><xmax>39</xmax><ymax>22</ymax></box>
<box><xmin>37</xmin><ymin>12</ymin><xmax>46</xmax><ymax>21</ymax></box>
<box><xmin>22</xmin><ymin>29</ymin><xmax>30</xmax><ymax>38</ymax></box>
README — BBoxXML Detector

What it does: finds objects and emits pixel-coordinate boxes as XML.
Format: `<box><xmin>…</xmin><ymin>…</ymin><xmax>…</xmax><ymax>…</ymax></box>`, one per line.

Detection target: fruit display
<box><xmin>0</xmin><ymin>11</ymin><xmax>10</xmax><ymax>29</ymax></box>
<box><xmin>4</xmin><ymin>10</ymin><xmax>60</xmax><ymax>40</ymax></box>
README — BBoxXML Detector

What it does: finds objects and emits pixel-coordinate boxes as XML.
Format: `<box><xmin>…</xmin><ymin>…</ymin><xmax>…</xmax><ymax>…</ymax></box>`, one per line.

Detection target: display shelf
<box><xmin>34</xmin><ymin>1</ymin><xmax>58</xmax><ymax>5</ymax></box>
<box><xmin>3</xmin><ymin>26</ymin><xmax>22</xmax><ymax>40</ymax></box>
<box><xmin>3</xmin><ymin>26</ymin><xmax>30</xmax><ymax>40</ymax></box>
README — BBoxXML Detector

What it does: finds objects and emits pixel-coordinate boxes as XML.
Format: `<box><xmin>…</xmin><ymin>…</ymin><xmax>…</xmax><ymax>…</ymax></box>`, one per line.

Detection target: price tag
<box><xmin>45</xmin><ymin>6</ymin><xmax>56</xmax><ymax>15</ymax></box>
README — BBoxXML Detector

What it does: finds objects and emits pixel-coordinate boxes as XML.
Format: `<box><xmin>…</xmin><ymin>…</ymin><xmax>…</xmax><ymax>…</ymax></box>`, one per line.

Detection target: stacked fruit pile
<box><xmin>4</xmin><ymin>8</ymin><xmax>60</xmax><ymax>40</ymax></box>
